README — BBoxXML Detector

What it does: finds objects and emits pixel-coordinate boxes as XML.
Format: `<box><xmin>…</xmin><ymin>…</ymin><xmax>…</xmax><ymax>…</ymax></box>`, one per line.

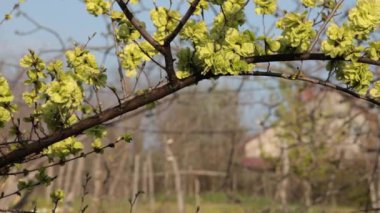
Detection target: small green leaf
<box><xmin>50</xmin><ymin>189</ymin><xmax>65</xmax><ymax>203</ymax></box>
<box><xmin>121</xmin><ymin>133</ymin><xmax>133</xmax><ymax>143</ymax></box>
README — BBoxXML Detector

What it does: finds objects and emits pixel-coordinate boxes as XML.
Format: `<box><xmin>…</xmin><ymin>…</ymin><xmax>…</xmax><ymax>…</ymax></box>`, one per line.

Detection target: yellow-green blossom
<box><xmin>254</xmin><ymin>0</ymin><xmax>277</xmax><ymax>14</ymax></box>
<box><xmin>321</xmin><ymin>23</ymin><xmax>355</xmax><ymax>58</ymax></box>
<box><xmin>336</xmin><ymin>62</ymin><xmax>373</xmax><ymax>94</ymax></box>
<box><xmin>180</xmin><ymin>20</ymin><xmax>208</xmax><ymax>45</ymax></box>
<box><xmin>65</xmin><ymin>47</ymin><xmax>107</xmax><ymax>88</ymax></box>
<box><xmin>301</xmin><ymin>0</ymin><xmax>323</xmax><ymax>7</ymax></box>
<box><xmin>150</xmin><ymin>7</ymin><xmax>181</xmax><ymax>42</ymax></box>
<box><xmin>212</xmin><ymin>0</ymin><xmax>246</xmax><ymax>36</ymax></box>
<box><xmin>84</xmin><ymin>0</ymin><xmax>110</xmax><ymax>16</ymax></box>
<box><xmin>370</xmin><ymin>81</ymin><xmax>380</xmax><ymax>98</ymax></box>
<box><xmin>0</xmin><ymin>106</ymin><xmax>11</xmax><ymax>128</ymax></box>
<box><xmin>348</xmin><ymin>0</ymin><xmax>380</xmax><ymax>39</ymax></box>
<box><xmin>276</xmin><ymin>12</ymin><xmax>316</xmax><ymax>52</ymax></box>
<box><xmin>119</xmin><ymin>42</ymin><xmax>157</xmax><ymax>77</ymax></box>
<box><xmin>43</xmin><ymin>137</ymin><xmax>83</xmax><ymax>160</ymax></box>
<box><xmin>0</xmin><ymin>75</ymin><xmax>15</xmax><ymax>127</ymax></box>
<box><xmin>365</xmin><ymin>41</ymin><xmax>380</xmax><ymax>60</ymax></box>
<box><xmin>225</xmin><ymin>28</ymin><xmax>255</xmax><ymax>57</ymax></box>
<box><xmin>193</xmin><ymin>0</ymin><xmax>209</xmax><ymax>15</ymax></box>
<box><xmin>0</xmin><ymin>76</ymin><xmax>13</xmax><ymax>103</ymax></box>
<box><xmin>50</xmin><ymin>189</ymin><xmax>65</xmax><ymax>203</ymax></box>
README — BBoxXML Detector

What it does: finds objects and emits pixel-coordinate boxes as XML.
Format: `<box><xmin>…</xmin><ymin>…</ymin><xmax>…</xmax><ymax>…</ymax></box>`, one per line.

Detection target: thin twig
<box><xmin>307</xmin><ymin>0</ymin><xmax>345</xmax><ymax>53</ymax></box>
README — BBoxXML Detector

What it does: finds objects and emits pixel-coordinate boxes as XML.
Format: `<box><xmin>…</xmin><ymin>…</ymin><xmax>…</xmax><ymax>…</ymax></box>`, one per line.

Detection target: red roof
<box><xmin>241</xmin><ymin>157</ymin><xmax>275</xmax><ymax>171</ymax></box>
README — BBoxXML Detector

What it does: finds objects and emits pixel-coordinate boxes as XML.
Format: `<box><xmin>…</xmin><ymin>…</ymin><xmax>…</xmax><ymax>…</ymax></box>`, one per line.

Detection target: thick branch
<box><xmin>244</xmin><ymin>53</ymin><xmax>380</xmax><ymax>66</ymax></box>
<box><xmin>1</xmin><ymin>53</ymin><xmax>380</xmax><ymax>169</ymax></box>
<box><xmin>0</xmin><ymin>76</ymin><xmax>201</xmax><ymax>169</ymax></box>
<box><xmin>163</xmin><ymin>45</ymin><xmax>179</xmax><ymax>83</ymax></box>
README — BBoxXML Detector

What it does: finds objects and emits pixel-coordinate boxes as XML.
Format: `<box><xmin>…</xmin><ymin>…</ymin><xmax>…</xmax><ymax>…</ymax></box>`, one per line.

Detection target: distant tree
<box><xmin>274</xmin><ymin>82</ymin><xmax>370</xmax><ymax>209</ymax></box>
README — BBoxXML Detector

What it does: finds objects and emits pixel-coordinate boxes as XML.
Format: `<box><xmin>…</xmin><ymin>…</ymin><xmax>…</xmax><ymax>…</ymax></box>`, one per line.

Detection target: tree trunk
<box><xmin>92</xmin><ymin>155</ymin><xmax>103</xmax><ymax>213</ymax></box>
<box><xmin>369</xmin><ymin>179</ymin><xmax>378</xmax><ymax>209</ymax></box>
<box><xmin>278</xmin><ymin>145</ymin><xmax>289</xmax><ymax>213</ymax></box>
<box><xmin>165</xmin><ymin>139</ymin><xmax>184</xmax><ymax>213</ymax></box>
<box><xmin>364</xmin><ymin>110</ymin><xmax>380</xmax><ymax>209</ymax></box>
<box><xmin>63</xmin><ymin>157</ymin><xmax>85</xmax><ymax>211</ymax></box>
<box><xmin>261</xmin><ymin>172</ymin><xmax>271</xmax><ymax>198</ymax></box>
<box><xmin>303</xmin><ymin>179</ymin><xmax>312</xmax><ymax>208</ymax></box>
<box><xmin>195</xmin><ymin>177</ymin><xmax>200</xmax><ymax>208</ymax></box>
<box><xmin>147</xmin><ymin>151</ymin><xmax>155</xmax><ymax>212</ymax></box>
<box><xmin>73</xmin><ymin>158</ymin><xmax>85</xmax><ymax>196</ymax></box>
<box><xmin>188</xmin><ymin>166</ymin><xmax>194</xmax><ymax>196</ymax></box>
<box><xmin>56</xmin><ymin>165</ymin><xmax>66</xmax><ymax>190</ymax></box>
<box><xmin>164</xmin><ymin>160</ymin><xmax>170</xmax><ymax>196</ymax></box>
<box><xmin>131</xmin><ymin>154</ymin><xmax>140</xmax><ymax>213</ymax></box>
<box><xmin>63</xmin><ymin>162</ymin><xmax>74</xmax><ymax>213</ymax></box>
<box><xmin>45</xmin><ymin>166</ymin><xmax>54</xmax><ymax>201</ymax></box>
<box><xmin>232</xmin><ymin>173</ymin><xmax>237</xmax><ymax>192</ymax></box>
<box><xmin>325</xmin><ymin>173</ymin><xmax>336</xmax><ymax>206</ymax></box>
<box><xmin>108</xmin><ymin>147</ymin><xmax>128</xmax><ymax>197</ymax></box>
<box><xmin>142</xmin><ymin>159</ymin><xmax>148</xmax><ymax>201</ymax></box>
<box><xmin>376</xmin><ymin>154</ymin><xmax>380</xmax><ymax>209</ymax></box>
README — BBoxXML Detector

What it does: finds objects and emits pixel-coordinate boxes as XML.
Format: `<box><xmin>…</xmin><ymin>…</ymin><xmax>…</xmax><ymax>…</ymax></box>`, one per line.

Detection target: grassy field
<box><xmin>27</xmin><ymin>192</ymin><xmax>356</xmax><ymax>213</ymax></box>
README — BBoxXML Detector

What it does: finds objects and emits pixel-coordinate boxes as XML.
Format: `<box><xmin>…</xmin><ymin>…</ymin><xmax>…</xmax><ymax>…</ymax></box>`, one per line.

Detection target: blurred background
<box><xmin>1</xmin><ymin>0</ymin><xmax>379</xmax><ymax>212</ymax></box>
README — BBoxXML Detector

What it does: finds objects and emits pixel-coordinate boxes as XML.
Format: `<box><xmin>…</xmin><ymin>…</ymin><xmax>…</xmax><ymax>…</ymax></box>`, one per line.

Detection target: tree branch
<box><xmin>115</xmin><ymin>0</ymin><xmax>165</xmax><ymax>54</ymax></box>
<box><xmin>307</xmin><ymin>0</ymin><xmax>344</xmax><ymax>52</ymax></box>
<box><xmin>0</xmin><ymin>76</ymin><xmax>200</xmax><ymax>169</ymax></box>
<box><xmin>163</xmin><ymin>0</ymin><xmax>201</xmax><ymax>45</ymax></box>
<box><xmin>1</xmin><ymin>53</ymin><xmax>380</xmax><ymax>169</ymax></box>
<box><xmin>244</xmin><ymin>53</ymin><xmax>380</xmax><ymax>66</ymax></box>
<box><xmin>162</xmin><ymin>0</ymin><xmax>201</xmax><ymax>83</ymax></box>
<box><xmin>163</xmin><ymin>45</ymin><xmax>179</xmax><ymax>83</ymax></box>
<box><xmin>239</xmin><ymin>71</ymin><xmax>380</xmax><ymax>106</ymax></box>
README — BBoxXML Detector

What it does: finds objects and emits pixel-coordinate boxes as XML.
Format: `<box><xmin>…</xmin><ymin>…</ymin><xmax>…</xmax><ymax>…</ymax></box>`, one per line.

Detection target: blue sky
<box><xmin>0</xmin><ymin>0</ymin><xmax>108</xmax><ymax>62</ymax></box>
<box><xmin>0</xmin><ymin>0</ymin><xmax>356</xmax><ymax>63</ymax></box>
<box><xmin>0</xmin><ymin>0</ymin><xmax>283</xmax><ymax>81</ymax></box>
<box><xmin>0</xmin><ymin>0</ymin><xmax>358</xmax><ymax>134</ymax></box>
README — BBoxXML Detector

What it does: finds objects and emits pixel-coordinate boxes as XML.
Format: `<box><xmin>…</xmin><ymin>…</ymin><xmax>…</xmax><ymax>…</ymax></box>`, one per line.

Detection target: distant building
<box><xmin>241</xmin><ymin>86</ymin><xmax>376</xmax><ymax>171</ymax></box>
